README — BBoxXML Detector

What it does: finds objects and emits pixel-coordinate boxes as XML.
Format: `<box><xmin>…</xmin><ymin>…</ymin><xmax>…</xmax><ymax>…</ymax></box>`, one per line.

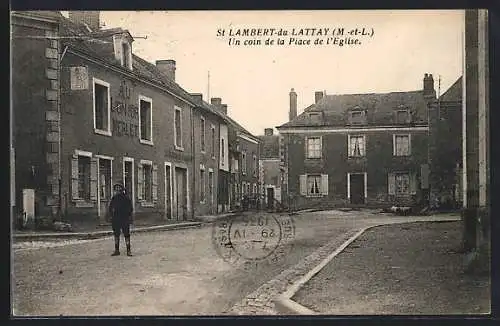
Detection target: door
<box><xmin>165</xmin><ymin>164</ymin><xmax>172</xmax><ymax>219</ymax></box>
<box><xmin>98</xmin><ymin>158</ymin><xmax>112</xmax><ymax>219</ymax></box>
<box><xmin>123</xmin><ymin>160</ymin><xmax>134</xmax><ymax>209</ymax></box>
<box><xmin>267</xmin><ymin>187</ymin><xmax>275</xmax><ymax>210</ymax></box>
<box><xmin>175</xmin><ymin>167</ymin><xmax>187</xmax><ymax>220</ymax></box>
<box><xmin>350</xmin><ymin>173</ymin><xmax>365</xmax><ymax>205</ymax></box>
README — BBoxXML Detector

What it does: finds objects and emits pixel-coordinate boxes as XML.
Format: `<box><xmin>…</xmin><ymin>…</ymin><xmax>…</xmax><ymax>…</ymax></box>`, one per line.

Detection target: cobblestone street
<box><xmin>12</xmin><ymin>210</ymin><xmax>461</xmax><ymax>316</ymax></box>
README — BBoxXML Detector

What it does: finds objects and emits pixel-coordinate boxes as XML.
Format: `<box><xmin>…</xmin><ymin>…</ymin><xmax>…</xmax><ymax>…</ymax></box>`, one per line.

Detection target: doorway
<box><xmin>349</xmin><ymin>173</ymin><xmax>366</xmax><ymax>205</ymax></box>
<box><xmin>123</xmin><ymin>158</ymin><xmax>134</xmax><ymax>210</ymax></box>
<box><xmin>175</xmin><ymin>167</ymin><xmax>188</xmax><ymax>220</ymax></box>
<box><xmin>98</xmin><ymin>157</ymin><xmax>112</xmax><ymax>220</ymax></box>
<box><xmin>267</xmin><ymin>187</ymin><xmax>275</xmax><ymax>209</ymax></box>
<box><xmin>165</xmin><ymin>163</ymin><xmax>172</xmax><ymax>219</ymax></box>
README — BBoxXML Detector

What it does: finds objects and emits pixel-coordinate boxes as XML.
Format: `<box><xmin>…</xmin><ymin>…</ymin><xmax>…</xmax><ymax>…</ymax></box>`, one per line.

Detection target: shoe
<box><xmin>127</xmin><ymin>251</ymin><xmax>133</xmax><ymax>257</ymax></box>
<box><xmin>111</xmin><ymin>251</ymin><xmax>120</xmax><ymax>256</ymax></box>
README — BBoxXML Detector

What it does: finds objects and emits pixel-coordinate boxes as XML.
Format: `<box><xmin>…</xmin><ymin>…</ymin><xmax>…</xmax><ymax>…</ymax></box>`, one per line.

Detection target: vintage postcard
<box><xmin>10</xmin><ymin>9</ymin><xmax>490</xmax><ymax>316</ymax></box>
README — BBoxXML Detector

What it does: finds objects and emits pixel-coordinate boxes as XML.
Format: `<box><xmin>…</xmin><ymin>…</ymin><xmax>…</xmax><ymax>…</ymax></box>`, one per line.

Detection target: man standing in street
<box><xmin>108</xmin><ymin>183</ymin><xmax>133</xmax><ymax>256</ymax></box>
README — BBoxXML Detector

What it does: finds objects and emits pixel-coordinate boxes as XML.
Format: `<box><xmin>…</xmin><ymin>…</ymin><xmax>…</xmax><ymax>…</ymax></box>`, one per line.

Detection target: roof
<box><xmin>258</xmin><ymin>135</ymin><xmax>280</xmax><ymax>158</ymax></box>
<box><xmin>59</xmin><ymin>15</ymin><xmax>196</xmax><ymax>105</ymax></box>
<box><xmin>278</xmin><ymin>89</ymin><xmax>431</xmax><ymax>128</ymax></box>
<box><xmin>59</xmin><ymin>13</ymin><xmax>258</xmax><ymax>141</ymax></box>
<box><xmin>439</xmin><ymin>77</ymin><xmax>462</xmax><ymax>103</ymax></box>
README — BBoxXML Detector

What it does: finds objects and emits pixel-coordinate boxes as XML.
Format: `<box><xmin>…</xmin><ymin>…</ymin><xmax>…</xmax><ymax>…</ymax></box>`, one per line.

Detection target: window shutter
<box><xmin>304</xmin><ymin>138</ymin><xmax>308</xmax><ymax>158</ymax></box>
<box><xmin>321</xmin><ymin>174</ymin><xmax>329</xmax><ymax>195</ymax></box>
<box><xmin>137</xmin><ymin>163</ymin><xmax>143</xmax><ymax>201</ymax></box>
<box><xmin>152</xmin><ymin>164</ymin><xmax>158</xmax><ymax>203</ymax></box>
<box><xmin>388</xmin><ymin>173</ymin><xmax>396</xmax><ymax>195</ymax></box>
<box><xmin>71</xmin><ymin>154</ymin><xmax>79</xmax><ymax>200</ymax></box>
<box><xmin>299</xmin><ymin>175</ymin><xmax>307</xmax><ymax>195</ymax></box>
<box><xmin>410</xmin><ymin>172</ymin><xmax>417</xmax><ymax>195</ymax></box>
<box><xmin>90</xmin><ymin>157</ymin><xmax>98</xmax><ymax>201</ymax></box>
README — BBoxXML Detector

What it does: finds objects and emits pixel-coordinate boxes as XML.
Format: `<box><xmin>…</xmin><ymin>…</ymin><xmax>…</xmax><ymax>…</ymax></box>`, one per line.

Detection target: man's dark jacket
<box><xmin>109</xmin><ymin>193</ymin><xmax>133</xmax><ymax>223</ymax></box>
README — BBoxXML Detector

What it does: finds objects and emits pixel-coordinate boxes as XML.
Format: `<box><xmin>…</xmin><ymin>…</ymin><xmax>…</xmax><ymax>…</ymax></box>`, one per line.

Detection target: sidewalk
<box><xmin>13</xmin><ymin>212</ymin><xmax>238</xmax><ymax>241</ymax></box>
<box><xmin>291</xmin><ymin>220</ymin><xmax>491</xmax><ymax>315</ymax></box>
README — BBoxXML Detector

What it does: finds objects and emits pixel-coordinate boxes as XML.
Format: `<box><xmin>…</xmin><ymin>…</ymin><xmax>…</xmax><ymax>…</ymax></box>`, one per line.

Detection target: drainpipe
<box><xmin>57</xmin><ymin>43</ymin><xmax>68</xmax><ymax>222</ymax></box>
<box><xmin>190</xmin><ymin>106</ymin><xmax>195</xmax><ymax>220</ymax></box>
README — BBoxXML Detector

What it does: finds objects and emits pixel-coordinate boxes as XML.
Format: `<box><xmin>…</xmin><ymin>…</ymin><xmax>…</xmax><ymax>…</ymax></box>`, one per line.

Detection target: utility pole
<box><xmin>207</xmin><ymin>71</ymin><xmax>210</xmax><ymax>101</ymax></box>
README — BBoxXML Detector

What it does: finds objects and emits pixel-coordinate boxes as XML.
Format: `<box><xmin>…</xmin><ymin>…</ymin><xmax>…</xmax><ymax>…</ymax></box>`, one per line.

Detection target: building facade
<box><xmin>11</xmin><ymin>11</ymin><xmax>62</xmax><ymax>225</ymax></box>
<box><xmin>12</xmin><ymin>11</ymin><xmax>258</xmax><ymax>225</ymax></box>
<box><xmin>277</xmin><ymin>76</ymin><xmax>436</xmax><ymax>210</ymax></box>
<box><xmin>258</xmin><ymin>128</ymin><xmax>282</xmax><ymax>209</ymax></box>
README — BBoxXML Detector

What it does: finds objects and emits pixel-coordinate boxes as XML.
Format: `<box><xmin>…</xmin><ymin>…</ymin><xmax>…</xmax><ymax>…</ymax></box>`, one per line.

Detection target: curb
<box><xmin>13</xmin><ymin>222</ymin><xmax>202</xmax><ymax>241</ymax></box>
<box><xmin>273</xmin><ymin>216</ymin><xmax>461</xmax><ymax>315</ymax></box>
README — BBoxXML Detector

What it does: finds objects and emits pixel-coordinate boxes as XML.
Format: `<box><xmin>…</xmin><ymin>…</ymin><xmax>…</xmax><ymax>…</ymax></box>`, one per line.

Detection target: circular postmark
<box><xmin>212</xmin><ymin>212</ymin><xmax>295</xmax><ymax>266</ymax></box>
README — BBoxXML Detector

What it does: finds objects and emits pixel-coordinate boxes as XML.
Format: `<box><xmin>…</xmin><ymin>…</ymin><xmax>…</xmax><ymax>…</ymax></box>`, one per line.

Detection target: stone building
<box><xmin>11</xmin><ymin>11</ymin><xmax>63</xmax><ymax>224</ymax></box>
<box><xmin>11</xmin><ymin>11</ymin><xmax>248</xmax><ymax>225</ymax></box>
<box><xmin>277</xmin><ymin>75</ymin><xmax>436</xmax><ymax>210</ymax></box>
<box><xmin>258</xmin><ymin>128</ymin><xmax>282</xmax><ymax>209</ymax></box>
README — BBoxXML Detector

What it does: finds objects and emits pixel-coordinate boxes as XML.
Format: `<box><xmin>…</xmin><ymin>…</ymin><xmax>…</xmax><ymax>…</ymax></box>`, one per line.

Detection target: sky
<box><xmin>65</xmin><ymin>10</ymin><xmax>464</xmax><ymax>136</ymax></box>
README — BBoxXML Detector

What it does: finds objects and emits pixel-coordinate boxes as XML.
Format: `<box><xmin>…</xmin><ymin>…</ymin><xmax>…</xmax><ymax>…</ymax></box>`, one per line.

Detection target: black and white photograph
<box><xmin>10</xmin><ymin>9</ymin><xmax>490</xmax><ymax>316</ymax></box>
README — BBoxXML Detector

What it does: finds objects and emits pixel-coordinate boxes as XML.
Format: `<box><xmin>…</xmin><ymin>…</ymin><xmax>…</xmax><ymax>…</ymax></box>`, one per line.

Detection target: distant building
<box><xmin>258</xmin><ymin>128</ymin><xmax>282</xmax><ymax>209</ymax></box>
<box><xmin>277</xmin><ymin>75</ymin><xmax>436</xmax><ymax>210</ymax></box>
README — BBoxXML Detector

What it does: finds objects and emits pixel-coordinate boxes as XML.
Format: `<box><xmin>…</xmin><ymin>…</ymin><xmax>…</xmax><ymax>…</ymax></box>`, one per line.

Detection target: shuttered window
<box><xmin>300</xmin><ymin>174</ymin><xmax>328</xmax><ymax>196</ymax></box>
<box><xmin>71</xmin><ymin>153</ymin><xmax>97</xmax><ymax>202</ymax></box>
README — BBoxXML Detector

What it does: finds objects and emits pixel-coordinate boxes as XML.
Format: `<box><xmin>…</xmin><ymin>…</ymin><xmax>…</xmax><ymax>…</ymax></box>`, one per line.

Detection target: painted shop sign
<box><xmin>112</xmin><ymin>79</ymin><xmax>139</xmax><ymax>138</ymax></box>
<box><xmin>70</xmin><ymin>66</ymin><xmax>89</xmax><ymax>90</ymax></box>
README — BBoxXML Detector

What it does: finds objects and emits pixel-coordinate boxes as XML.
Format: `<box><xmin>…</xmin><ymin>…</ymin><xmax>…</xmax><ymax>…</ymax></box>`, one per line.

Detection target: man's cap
<box><xmin>113</xmin><ymin>183</ymin><xmax>125</xmax><ymax>191</ymax></box>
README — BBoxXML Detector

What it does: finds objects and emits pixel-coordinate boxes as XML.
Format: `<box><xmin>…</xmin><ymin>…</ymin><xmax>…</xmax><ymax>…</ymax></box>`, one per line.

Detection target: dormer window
<box><xmin>113</xmin><ymin>34</ymin><xmax>133</xmax><ymax>70</ymax></box>
<box><xmin>309</xmin><ymin>112</ymin><xmax>321</xmax><ymax>122</ymax></box>
<box><xmin>348</xmin><ymin>109</ymin><xmax>366</xmax><ymax>125</ymax></box>
<box><xmin>395</xmin><ymin>108</ymin><xmax>411</xmax><ymax>124</ymax></box>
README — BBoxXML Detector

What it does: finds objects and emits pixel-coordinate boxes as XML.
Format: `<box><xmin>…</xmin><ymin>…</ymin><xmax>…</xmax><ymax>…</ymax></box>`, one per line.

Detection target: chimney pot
<box><xmin>315</xmin><ymin>91</ymin><xmax>324</xmax><ymax>104</ymax></box>
<box><xmin>423</xmin><ymin>73</ymin><xmax>435</xmax><ymax>97</ymax></box>
<box><xmin>68</xmin><ymin>11</ymin><xmax>101</xmax><ymax>31</ymax></box>
<box><xmin>190</xmin><ymin>93</ymin><xmax>203</xmax><ymax>103</ymax></box>
<box><xmin>221</xmin><ymin>104</ymin><xmax>228</xmax><ymax>115</ymax></box>
<box><xmin>156</xmin><ymin>59</ymin><xmax>176</xmax><ymax>81</ymax></box>
<box><xmin>264</xmin><ymin>128</ymin><xmax>274</xmax><ymax>136</ymax></box>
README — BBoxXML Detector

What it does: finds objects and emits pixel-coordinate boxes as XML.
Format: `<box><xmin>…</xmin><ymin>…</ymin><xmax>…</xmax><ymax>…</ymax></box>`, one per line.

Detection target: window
<box><xmin>174</xmin><ymin>107</ymin><xmax>183</xmax><ymax>149</ymax></box>
<box><xmin>200</xmin><ymin>168</ymin><xmax>206</xmax><ymax>203</ymax></box>
<box><xmin>211</xmin><ymin>126</ymin><xmax>216</xmax><ymax>158</ymax></box>
<box><xmin>395</xmin><ymin>109</ymin><xmax>410</xmax><ymax>124</ymax></box>
<box><xmin>200</xmin><ymin>117</ymin><xmax>206</xmax><ymax>152</ymax></box>
<box><xmin>309</xmin><ymin>112</ymin><xmax>320</xmax><ymax>122</ymax></box>
<box><xmin>142</xmin><ymin>163</ymin><xmax>153</xmax><ymax>202</ymax></box>
<box><xmin>139</xmin><ymin>96</ymin><xmax>153</xmax><ymax>144</ymax></box>
<box><xmin>307</xmin><ymin>175</ymin><xmax>321</xmax><ymax>196</ymax></box>
<box><xmin>93</xmin><ymin>78</ymin><xmax>110</xmax><ymax>135</ymax></box>
<box><xmin>348</xmin><ymin>135</ymin><xmax>366</xmax><ymax>157</ymax></box>
<box><xmin>349</xmin><ymin>110</ymin><xmax>366</xmax><ymax>125</ymax></box>
<box><xmin>253</xmin><ymin>183</ymin><xmax>257</xmax><ymax>195</ymax></box>
<box><xmin>242</xmin><ymin>151</ymin><xmax>247</xmax><ymax>174</ymax></box>
<box><xmin>395</xmin><ymin>173</ymin><xmax>410</xmax><ymax>194</ymax></box>
<box><xmin>393</xmin><ymin>134</ymin><xmax>411</xmax><ymax>156</ymax></box>
<box><xmin>221</xmin><ymin>139</ymin><xmax>225</xmax><ymax>165</ymax></box>
<box><xmin>306</xmin><ymin>137</ymin><xmax>322</xmax><ymax>159</ymax></box>
<box><xmin>122</xmin><ymin>42</ymin><xmax>131</xmax><ymax>69</ymax></box>
<box><xmin>78</xmin><ymin>156</ymin><xmax>91</xmax><ymax>200</ymax></box>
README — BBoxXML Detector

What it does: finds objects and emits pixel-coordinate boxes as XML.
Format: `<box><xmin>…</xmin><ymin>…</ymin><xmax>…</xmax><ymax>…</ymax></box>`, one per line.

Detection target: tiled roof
<box><xmin>279</xmin><ymin>89</ymin><xmax>431</xmax><ymax>128</ymax></box>
<box><xmin>258</xmin><ymin>135</ymin><xmax>279</xmax><ymax>158</ymax></box>
<box><xmin>439</xmin><ymin>77</ymin><xmax>462</xmax><ymax>103</ymax></box>
<box><xmin>59</xmin><ymin>15</ymin><xmax>196</xmax><ymax>105</ymax></box>
<box><xmin>59</xmin><ymin>13</ymin><xmax>258</xmax><ymax>140</ymax></box>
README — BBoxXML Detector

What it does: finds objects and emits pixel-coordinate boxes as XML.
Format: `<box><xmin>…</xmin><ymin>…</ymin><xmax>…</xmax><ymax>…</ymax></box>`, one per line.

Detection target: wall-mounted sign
<box><xmin>111</xmin><ymin>78</ymin><xmax>139</xmax><ymax>138</ymax></box>
<box><xmin>70</xmin><ymin>66</ymin><xmax>89</xmax><ymax>90</ymax></box>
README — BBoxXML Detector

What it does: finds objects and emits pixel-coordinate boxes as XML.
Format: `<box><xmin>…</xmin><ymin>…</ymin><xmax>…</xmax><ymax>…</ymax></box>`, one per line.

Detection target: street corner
<box><xmin>211</xmin><ymin>212</ymin><xmax>296</xmax><ymax>269</ymax></box>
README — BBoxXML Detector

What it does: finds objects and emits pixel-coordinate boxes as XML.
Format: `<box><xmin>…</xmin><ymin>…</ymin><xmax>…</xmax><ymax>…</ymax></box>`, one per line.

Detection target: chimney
<box><xmin>68</xmin><ymin>11</ymin><xmax>101</xmax><ymax>31</ymax></box>
<box><xmin>190</xmin><ymin>93</ymin><xmax>203</xmax><ymax>103</ymax></box>
<box><xmin>423</xmin><ymin>73</ymin><xmax>435</xmax><ymax>97</ymax></box>
<box><xmin>220</xmin><ymin>104</ymin><xmax>228</xmax><ymax>115</ymax></box>
<box><xmin>211</xmin><ymin>97</ymin><xmax>222</xmax><ymax>107</ymax></box>
<box><xmin>315</xmin><ymin>91</ymin><xmax>324</xmax><ymax>104</ymax></box>
<box><xmin>264</xmin><ymin>128</ymin><xmax>274</xmax><ymax>136</ymax></box>
<box><xmin>289</xmin><ymin>88</ymin><xmax>297</xmax><ymax>121</ymax></box>
<box><xmin>156</xmin><ymin>60</ymin><xmax>176</xmax><ymax>81</ymax></box>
